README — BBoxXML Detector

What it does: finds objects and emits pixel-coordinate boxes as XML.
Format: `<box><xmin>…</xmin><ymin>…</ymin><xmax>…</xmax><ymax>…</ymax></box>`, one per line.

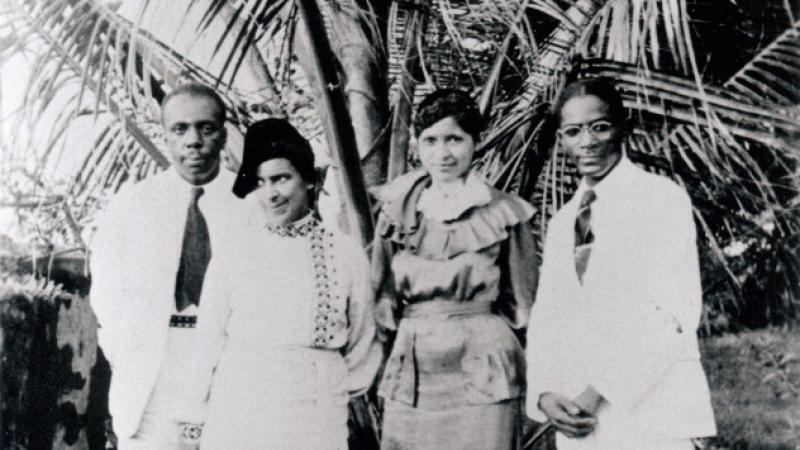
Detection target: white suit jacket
<box><xmin>89</xmin><ymin>168</ymin><xmax>251</xmax><ymax>438</ymax></box>
<box><xmin>525</xmin><ymin>157</ymin><xmax>716</xmax><ymax>442</ymax></box>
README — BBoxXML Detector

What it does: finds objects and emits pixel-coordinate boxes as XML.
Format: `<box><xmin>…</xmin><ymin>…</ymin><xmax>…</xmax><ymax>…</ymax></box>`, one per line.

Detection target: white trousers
<box><xmin>119</xmin><ymin>322</ymin><xmax>198</xmax><ymax>450</ymax></box>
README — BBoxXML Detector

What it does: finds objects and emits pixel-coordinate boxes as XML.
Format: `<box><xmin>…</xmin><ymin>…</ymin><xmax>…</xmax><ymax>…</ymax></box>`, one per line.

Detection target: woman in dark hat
<box><xmin>372</xmin><ymin>89</ymin><xmax>538</xmax><ymax>449</ymax></box>
<box><xmin>178</xmin><ymin>118</ymin><xmax>382</xmax><ymax>449</ymax></box>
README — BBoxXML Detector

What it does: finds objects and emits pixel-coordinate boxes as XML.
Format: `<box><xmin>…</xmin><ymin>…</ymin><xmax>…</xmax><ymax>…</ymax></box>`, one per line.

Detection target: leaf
<box><xmin>761</xmin><ymin>372</ymin><xmax>780</xmax><ymax>384</ymax></box>
<box><xmin>727</xmin><ymin>20</ymin><xmax>800</xmax><ymax>107</ymax></box>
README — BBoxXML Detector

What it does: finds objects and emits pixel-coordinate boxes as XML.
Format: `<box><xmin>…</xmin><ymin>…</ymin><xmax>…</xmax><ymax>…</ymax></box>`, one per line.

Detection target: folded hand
<box><xmin>538</xmin><ymin>392</ymin><xmax>598</xmax><ymax>438</ymax></box>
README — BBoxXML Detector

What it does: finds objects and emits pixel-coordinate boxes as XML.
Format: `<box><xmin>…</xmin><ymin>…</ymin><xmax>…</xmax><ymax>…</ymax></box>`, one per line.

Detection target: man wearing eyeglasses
<box><xmin>90</xmin><ymin>83</ymin><xmax>251</xmax><ymax>449</ymax></box>
<box><xmin>524</xmin><ymin>78</ymin><xmax>716</xmax><ymax>449</ymax></box>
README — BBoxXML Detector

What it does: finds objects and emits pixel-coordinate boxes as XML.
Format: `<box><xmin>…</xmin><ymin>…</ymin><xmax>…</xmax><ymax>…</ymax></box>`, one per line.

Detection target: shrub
<box><xmin>0</xmin><ymin>275</ymin><xmax>98</xmax><ymax>449</ymax></box>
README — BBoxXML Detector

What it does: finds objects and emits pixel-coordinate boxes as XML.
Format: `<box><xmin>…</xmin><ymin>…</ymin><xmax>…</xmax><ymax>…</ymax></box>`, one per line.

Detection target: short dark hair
<box><xmin>232</xmin><ymin>118</ymin><xmax>316</xmax><ymax>199</ymax></box>
<box><xmin>161</xmin><ymin>83</ymin><xmax>227</xmax><ymax>125</ymax></box>
<box><xmin>551</xmin><ymin>77</ymin><xmax>626</xmax><ymax>127</ymax></box>
<box><xmin>413</xmin><ymin>89</ymin><xmax>484</xmax><ymax>142</ymax></box>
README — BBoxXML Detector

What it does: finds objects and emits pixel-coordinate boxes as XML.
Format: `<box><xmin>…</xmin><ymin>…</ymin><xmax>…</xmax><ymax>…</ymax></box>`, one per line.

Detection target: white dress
<box><xmin>180</xmin><ymin>215</ymin><xmax>382</xmax><ymax>450</ymax></box>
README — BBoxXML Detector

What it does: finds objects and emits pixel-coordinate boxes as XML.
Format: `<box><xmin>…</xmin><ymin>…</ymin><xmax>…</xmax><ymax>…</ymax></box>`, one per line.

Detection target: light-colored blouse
<box><xmin>178</xmin><ymin>214</ymin><xmax>382</xmax><ymax>425</ymax></box>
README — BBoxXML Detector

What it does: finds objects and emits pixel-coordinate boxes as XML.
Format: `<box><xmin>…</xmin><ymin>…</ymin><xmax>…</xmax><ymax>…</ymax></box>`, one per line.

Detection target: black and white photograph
<box><xmin>0</xmin><ymin>0</ymin><xmax>798</xmax><ymax>449</ymax></box>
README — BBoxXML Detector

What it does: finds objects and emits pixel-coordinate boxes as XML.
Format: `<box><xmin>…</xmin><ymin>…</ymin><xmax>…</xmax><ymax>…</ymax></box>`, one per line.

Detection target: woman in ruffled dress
<box><xmin>179</xmin><ymin>118</ymin><xmax>382</xmax><ymax>449</ymax></box>
<box><xmin>372</xmin><ymin>89</ymin><xmax>539</xmax><ymax>450</ymax></box>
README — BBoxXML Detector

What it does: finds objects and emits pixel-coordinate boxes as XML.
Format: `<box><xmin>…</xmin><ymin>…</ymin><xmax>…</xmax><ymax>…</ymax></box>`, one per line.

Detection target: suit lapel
<box><xmin>141</xmin><ymin>173</ymin><xmax>187</xmax><ymax>317</ymax></box>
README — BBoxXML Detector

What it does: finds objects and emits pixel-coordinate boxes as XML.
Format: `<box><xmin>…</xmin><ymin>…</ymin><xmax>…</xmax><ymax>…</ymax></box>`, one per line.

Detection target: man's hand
<box><xmin>538</xmin><ymin>392</ymin><xmax>597</xmax><ymax>438</ymax></box>
<box><xmin>177</xmin><ymin>422</ymin><xmax>202</xmax><ymax>450</ymax></box>
<box><xmin>572</xmin><ymin>385</ymin><xmax>604</xmax><ymax>416</ymax></box>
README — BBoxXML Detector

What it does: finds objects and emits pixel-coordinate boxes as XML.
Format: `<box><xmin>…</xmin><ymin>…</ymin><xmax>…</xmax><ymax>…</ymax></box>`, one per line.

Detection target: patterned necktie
<box><xmin>574</xmin><ymin>189</ymin><xmax>597</xmax><ymax>283</ymax></box>
<box><xmin>174</xmin><ymin>187</ymin><xmax>211</xmax><ymax>312</ymax></box>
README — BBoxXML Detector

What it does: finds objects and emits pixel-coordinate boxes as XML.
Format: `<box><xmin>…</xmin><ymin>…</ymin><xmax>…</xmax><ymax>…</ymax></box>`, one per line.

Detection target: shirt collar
<box><xmin>166</xmin><ymin>165</ymin><xmax>234</xmax><ymax>197</ymax></box>
<box><xmin>574</xmin><ymin>153</ymin><xmax>632</xmax><ymax>201</ymax></box>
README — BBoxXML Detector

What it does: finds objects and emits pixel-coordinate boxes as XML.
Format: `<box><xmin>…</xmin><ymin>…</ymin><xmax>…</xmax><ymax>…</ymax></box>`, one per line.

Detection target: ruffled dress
<box><xmin>371</xmin><ymin>171</ymin><xmax>538</xmax><ymax>450</ymax></box>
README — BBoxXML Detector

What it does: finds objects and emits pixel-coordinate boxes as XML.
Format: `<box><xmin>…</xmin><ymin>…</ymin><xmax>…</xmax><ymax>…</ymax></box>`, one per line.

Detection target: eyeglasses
<box><xmin>558</xmin><ymin>120</ymin><xmax>615</xmax><ymax>141</ymax></box>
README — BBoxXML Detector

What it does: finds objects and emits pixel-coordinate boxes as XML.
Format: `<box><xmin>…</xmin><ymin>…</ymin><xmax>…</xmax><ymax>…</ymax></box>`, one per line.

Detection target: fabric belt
<box><xmin>169</xmin><ymin>314</ymin><xmax>197</xmax><ymax>328</ymax></box>
<box><xmin>402</xmin><ymin>300</ymin><xmax>493</xmax><ymax>319</ymax></box>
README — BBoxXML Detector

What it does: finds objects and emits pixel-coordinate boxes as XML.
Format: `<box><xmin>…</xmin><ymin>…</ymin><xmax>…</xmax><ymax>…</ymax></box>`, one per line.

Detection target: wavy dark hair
<box><xmin>413</xmin><ymin>89</ymin><xmax>485</xmax><ymax>143</ymax></box>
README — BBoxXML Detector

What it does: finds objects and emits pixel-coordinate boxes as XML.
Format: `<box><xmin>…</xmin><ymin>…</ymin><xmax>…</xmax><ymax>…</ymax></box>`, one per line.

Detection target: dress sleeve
<box><xmin>177</xmin><ymin>254</ymin><xmax>233</xmax><ymax>424</ymax></box>
<box><xmin>343</xmin><ymin>238</ymin><xmax>383</xmax><ymax>396</ymax></box>
<box><xmin>496</xmin><ymin>220</ymin><xmax>539</xmax><ymax>331</ymax></box>
<box><xmin>370</xmin><ymin>212</ymin><xmax>399</xmax><ymax>338</ymax></box>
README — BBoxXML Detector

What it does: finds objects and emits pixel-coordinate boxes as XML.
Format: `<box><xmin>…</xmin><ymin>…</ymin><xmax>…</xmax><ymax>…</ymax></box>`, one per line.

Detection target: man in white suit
<box><xmin>90</xmin><ymin>83</ymin><xmax>249</xmax><ymax>449</ymax></box>
<box><xmin>525</xmin><ymin>78</ymin><xmax>716</xmax><ymax>449</ymax></box>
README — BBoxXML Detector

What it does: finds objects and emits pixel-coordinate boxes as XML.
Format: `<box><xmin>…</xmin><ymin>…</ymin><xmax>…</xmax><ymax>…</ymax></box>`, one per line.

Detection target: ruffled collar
<box><xmin>371</xmin><ymin>170</ymin><xmax>430</xmax><ymax>236</ymax></box>
<box><xmin>264</xmin><ymin>213</ymin><xmax>318</xmax><ymax>238</ymax></box>
<box><xmin>374</xmin><ymin>170</ymin><xmax>536</xmax><ymax>258</ymax></box>
<box><xmin>417</xmin><ymin>173</ymin><xmax>493</xmax><ymax>223</ymax></box>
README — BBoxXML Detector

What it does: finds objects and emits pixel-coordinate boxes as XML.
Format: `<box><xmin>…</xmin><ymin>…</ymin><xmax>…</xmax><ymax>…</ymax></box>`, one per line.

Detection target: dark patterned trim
<box><xmin>169</xmin><ymin>315</ymin><xmax>197</xmax><ymax>328</ymax></box>
<box><xmin>309</xmin><ymin>222</ymin><xmax>342</xmax><ymax>348</ymax></box>
<box><xmin>265</xmin><ymin>214</ymin><xmax>317</xmax><ymax>237</ymax></box>
<box><xmin>263</xmin><ymin>215</ymin><xmax>344</xmax><ymax>347</ymax></box>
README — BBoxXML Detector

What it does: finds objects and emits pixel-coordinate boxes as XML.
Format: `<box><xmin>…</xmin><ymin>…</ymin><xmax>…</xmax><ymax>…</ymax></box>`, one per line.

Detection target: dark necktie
<box><xmin>574</xmin><ymin>189</ymin><xmax>597</xmax><ymax>283</ymax></box>
<box><xmin>174</xmin><ymin>187</ymin><xmax>211</xmax><ymax>312</ymax></box>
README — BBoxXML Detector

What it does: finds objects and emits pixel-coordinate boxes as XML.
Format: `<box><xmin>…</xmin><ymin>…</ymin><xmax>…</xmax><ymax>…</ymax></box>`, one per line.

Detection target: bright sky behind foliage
<box><xmin>0</xmin><ymin>0</ymin><xmax>336</xmax><ymax>243</ymax></box>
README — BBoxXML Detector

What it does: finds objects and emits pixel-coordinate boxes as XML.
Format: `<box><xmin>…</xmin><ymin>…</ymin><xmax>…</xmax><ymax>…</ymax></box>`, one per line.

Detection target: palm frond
<box><xmin>581</xmin><ymin>60</ymin><xmax>800</xmax><ymax>151</ymax></box>
<box><xmin>726</xmin><ymin>20</ymin><xmax>800</xmax><ymax>107</ymax></box>
<box><xmin>387</xmin><ymin>0</ymin><xmax>427</xmax><ymax>180</ymax></box>
<box><xmin>0</xmin><ymin>0</ymin><xmax>294</xmax><ymax>245</ymax></box>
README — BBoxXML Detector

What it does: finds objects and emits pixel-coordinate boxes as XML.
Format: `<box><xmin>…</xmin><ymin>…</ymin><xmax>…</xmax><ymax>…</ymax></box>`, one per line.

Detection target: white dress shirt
<box><xmin>525</xmin><ymin>156</ymin><xmax>716</xmax><ymax>447</ymax></box>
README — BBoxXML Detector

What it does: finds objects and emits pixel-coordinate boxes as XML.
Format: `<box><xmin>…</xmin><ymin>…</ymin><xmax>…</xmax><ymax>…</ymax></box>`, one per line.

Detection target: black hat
<box><xmin>232</xmin><ymin>118</ymin><xmax>316</xmax><ymax>198</ymax></box>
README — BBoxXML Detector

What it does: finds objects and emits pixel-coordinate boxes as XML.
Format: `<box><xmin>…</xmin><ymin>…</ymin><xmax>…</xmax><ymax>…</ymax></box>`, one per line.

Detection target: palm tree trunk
<box><xmin>326</xmin><ymin>2</ymin><xmax>390</xmax><ymax>188</ymax></box>
<box><xmin>295</xmin><ymin>0</ymin><xmax>374</xmax><ymax>245</ymax></box>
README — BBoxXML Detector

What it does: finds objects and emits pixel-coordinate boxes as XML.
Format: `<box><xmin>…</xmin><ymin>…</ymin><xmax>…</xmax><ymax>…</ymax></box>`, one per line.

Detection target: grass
<box><xmin>526</xmin><ymin>327</ymin><xmax>800</xmax><ymax>450</ymax></box>
<box><xmin>701</xmin><ymin>327</ymin><xmax>800</xmax><ymax>449</ymax></box>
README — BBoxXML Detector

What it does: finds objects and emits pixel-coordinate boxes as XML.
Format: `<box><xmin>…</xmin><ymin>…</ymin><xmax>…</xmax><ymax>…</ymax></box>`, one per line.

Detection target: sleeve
<box><xmin>496</xmin><ymin>220</ymin><xmax>539</xmax><ymax>332</ymax></box>
<box><xmin>370</xmin><ymin>212</ymin><xmax>399</xmax><ymax>339</ymax></box>
<box><xmin>176</xmin><ymin>255</ymin><xmax>233</xmax><ymax>424</ymax></box>
<box><xmin>343</xmin><ymin>238</ymin><xmax>383</xmax><ymax>397</ymax></box>
<box><xmin>524</xmin><ymin>221</ymin><xmax>573</xmax><ymax>421</ymax></box>
<box><xmin>590</xmin><ymin>189</ymin><xmax>702</xmax><ymax>410</ymax></box>
<box><xmin>662</xmin><ymin>192</ymin><xmax>704</xmax><ymax>332</ymax></box>
<box><xmin>88</xmin><ymin>193</ymin><xmax>132</xmax><ymax>369</ymax></box>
